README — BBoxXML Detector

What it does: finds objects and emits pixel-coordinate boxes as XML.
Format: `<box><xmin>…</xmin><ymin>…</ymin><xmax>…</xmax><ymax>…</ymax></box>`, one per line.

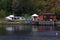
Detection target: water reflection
<box><xmin>6</xmin><ymin>27</ymin><xmax>14</xmax><ymax>31</ymax></box>
<box><xmin>32</xmin><ymin>25</ymin><xmax>38</xmax><ymax>32</ymax></box>
<box><xmin>5</xmin><ymin>25</ymin><xmax>32</xmax><ymax>35</ymax></box>
<box><xmin>0</xmin><ymin>25</ymin><xmax>60</xmax><ymax>40</ymax></box>
<box><xmin>37</xmin><ymin>26</ymin><xmax>53</xmax><ymax>32</ymax></box>
<box><xmin>0</xmin><ymin>25</ymin><xmax>60</xmax><ymax>35</ymax></box>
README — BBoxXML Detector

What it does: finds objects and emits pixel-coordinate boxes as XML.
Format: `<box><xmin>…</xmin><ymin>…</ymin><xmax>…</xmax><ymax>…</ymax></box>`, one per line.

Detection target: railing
<box><xmin>25</xmin><ymin>19</ymin><xmax>32</xmax><ymax>23</ymax></box>
<box><xmin>55</xmin><ymin>21</ymin><xmax>60</xmax><ymax>26</ymax></box>
<box><xmin>39</xmin><ymin>21</ymin><xmax>54</xmax><ymax>25</ymax></box>
<box><xmin>25</xmin><ymin>19</ymin><xmax>54</xmax><ymax>25</ymax></box>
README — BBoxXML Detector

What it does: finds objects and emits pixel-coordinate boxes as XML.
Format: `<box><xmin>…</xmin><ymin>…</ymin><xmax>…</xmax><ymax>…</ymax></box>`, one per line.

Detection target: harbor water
<box><xmin>0</xmin><ymin>24</ymin><xmax>60</xmax><ymax>40</ymax></box>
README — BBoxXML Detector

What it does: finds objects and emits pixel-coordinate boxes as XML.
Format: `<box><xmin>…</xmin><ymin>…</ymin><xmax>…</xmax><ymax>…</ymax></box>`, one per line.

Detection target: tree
<box><xmin>0</xmin><ymin>9</ymin><xmax>7</xmax><ymax>18</ymax></box>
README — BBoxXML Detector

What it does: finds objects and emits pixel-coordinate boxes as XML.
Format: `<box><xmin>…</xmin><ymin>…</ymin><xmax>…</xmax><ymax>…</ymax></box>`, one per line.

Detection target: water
<box><xmin>0</xmin><ymin>25</ymin><xmax>60</xmax><ymax>40</ymax></box>
<box><xmin>0</xmin><ymin>32</ymin><xmax>60</xmax><ymax>40</ymax></box>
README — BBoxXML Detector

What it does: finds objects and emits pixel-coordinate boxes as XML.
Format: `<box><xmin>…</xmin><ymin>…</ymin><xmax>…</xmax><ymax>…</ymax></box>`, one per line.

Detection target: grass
<box><xmin>0</xmin><ymin>19</ymin><xmax>26</xmax><ymax>25</ymax></box>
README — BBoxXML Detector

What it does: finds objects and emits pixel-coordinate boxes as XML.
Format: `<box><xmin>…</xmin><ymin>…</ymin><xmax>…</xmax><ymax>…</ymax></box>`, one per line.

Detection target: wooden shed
<box><xmin>39</xmin><ymin>13</ymin><xmax>56</xmax><ymax>21</ymax></box>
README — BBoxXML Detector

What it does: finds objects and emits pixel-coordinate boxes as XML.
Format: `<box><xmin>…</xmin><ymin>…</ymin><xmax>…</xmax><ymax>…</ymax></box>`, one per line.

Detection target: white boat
<box><xmin>5</xmin><ymin>15</ymin><xmax>25</xmax><ymax>21</ymax></box>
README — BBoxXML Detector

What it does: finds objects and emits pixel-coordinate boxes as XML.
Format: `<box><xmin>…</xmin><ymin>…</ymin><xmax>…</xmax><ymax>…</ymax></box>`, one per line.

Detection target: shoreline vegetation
<box><xmin>0</xmin><ymin>19</ymin><xmax>58</xmax><ymax>25</ymax></box>
<box><xmin>0</xmin><ymin>20</ymin><xmax>26</xmax><ymax>25</ymax></box>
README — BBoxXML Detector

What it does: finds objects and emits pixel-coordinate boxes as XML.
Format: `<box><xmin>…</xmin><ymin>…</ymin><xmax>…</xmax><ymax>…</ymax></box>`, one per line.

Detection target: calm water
<box><xmin>0</xmin><ymin>25</ymin><xmax>60</xmax><ymax>40</ymax></box>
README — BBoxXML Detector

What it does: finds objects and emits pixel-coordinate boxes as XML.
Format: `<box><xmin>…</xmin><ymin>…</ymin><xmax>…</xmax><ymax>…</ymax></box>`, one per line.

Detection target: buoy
<box><xmin>56</xmin><ymin>32</ymin><xmax>58</xmax><ymax>37</ymax></box>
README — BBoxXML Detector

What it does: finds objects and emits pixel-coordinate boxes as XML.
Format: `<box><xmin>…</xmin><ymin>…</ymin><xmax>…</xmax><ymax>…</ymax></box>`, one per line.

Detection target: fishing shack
<box><xmin>31</xmin><ymin>13</ymin><xmax>56</xmax><ymax>25</ymax></box>
<box><xmin>32</xmin><ymin>14</ymin><xmax>39</xmax><ymax>21</ymax></box>
<box><xmin>39</xmin><ymin>13</ymin><xmax>56</xmax><ymax>26</ymax></box>
<box><xmin>31</xmin><ymin>14</ymin><xmax>39</xmax><ymax>24</ymax></box>
<box><xmin>41</xmin><ymin>13</ymin><xmax>56</xmax><ymax>21</ymax></box>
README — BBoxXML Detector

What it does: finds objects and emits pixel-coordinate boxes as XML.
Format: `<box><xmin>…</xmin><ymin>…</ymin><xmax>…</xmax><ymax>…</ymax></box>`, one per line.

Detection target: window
<box><xmin>44</xmin><ymin>16</ymin><xmax>46</xmax><ymax>18</ymax></box>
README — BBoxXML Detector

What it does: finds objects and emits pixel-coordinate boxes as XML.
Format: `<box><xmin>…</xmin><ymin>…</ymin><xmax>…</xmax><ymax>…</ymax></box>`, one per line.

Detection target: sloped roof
<box><xmin>32</xmin><ymin>14</ymin><xmax>38</xmax><ymax>16</ymax></box>
<box><xmin>43</xmin><ymin>13</ymin><xmax>55</xmax><ymax>16</ymax></box>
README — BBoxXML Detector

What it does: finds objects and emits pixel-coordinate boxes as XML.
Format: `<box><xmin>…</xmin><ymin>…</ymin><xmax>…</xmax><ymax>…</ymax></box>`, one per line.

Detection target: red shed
<box><xmin>40</xmin><ymin>13</ymin><xmax>56</xmax><ymax>21</ymax></box>
<box><xmin>40</xmin><ymin>15</ymin><xmax>44</xmax><ymax>21</ymax></box>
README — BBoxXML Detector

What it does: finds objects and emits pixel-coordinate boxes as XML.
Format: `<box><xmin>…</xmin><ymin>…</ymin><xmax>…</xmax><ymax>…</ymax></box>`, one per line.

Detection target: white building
<box><xmin>32</xmin><ymin>14</ymin><xmax>39</xmax><ymax>21</ymax></box>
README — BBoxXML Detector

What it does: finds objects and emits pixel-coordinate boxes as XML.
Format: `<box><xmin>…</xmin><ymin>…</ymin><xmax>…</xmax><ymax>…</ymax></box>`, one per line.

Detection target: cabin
<box><xmin>39</xmin><ymin>13</ymin><xmax>56</xmax><ymax>21</ymax></box>
<box><xmin>31</xmin><ymin>13</ymin><xmax>56</xmax><ymax>25</ymax></box>
<box><xmin>32</xmin><ymin>13</ymin><xmax>56</xmax><ymax>21</ymax></box>
<box><xmin>32</xmin><ymin>14</ymin><xmax>39</xmax><ymax>21</ymax></box>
